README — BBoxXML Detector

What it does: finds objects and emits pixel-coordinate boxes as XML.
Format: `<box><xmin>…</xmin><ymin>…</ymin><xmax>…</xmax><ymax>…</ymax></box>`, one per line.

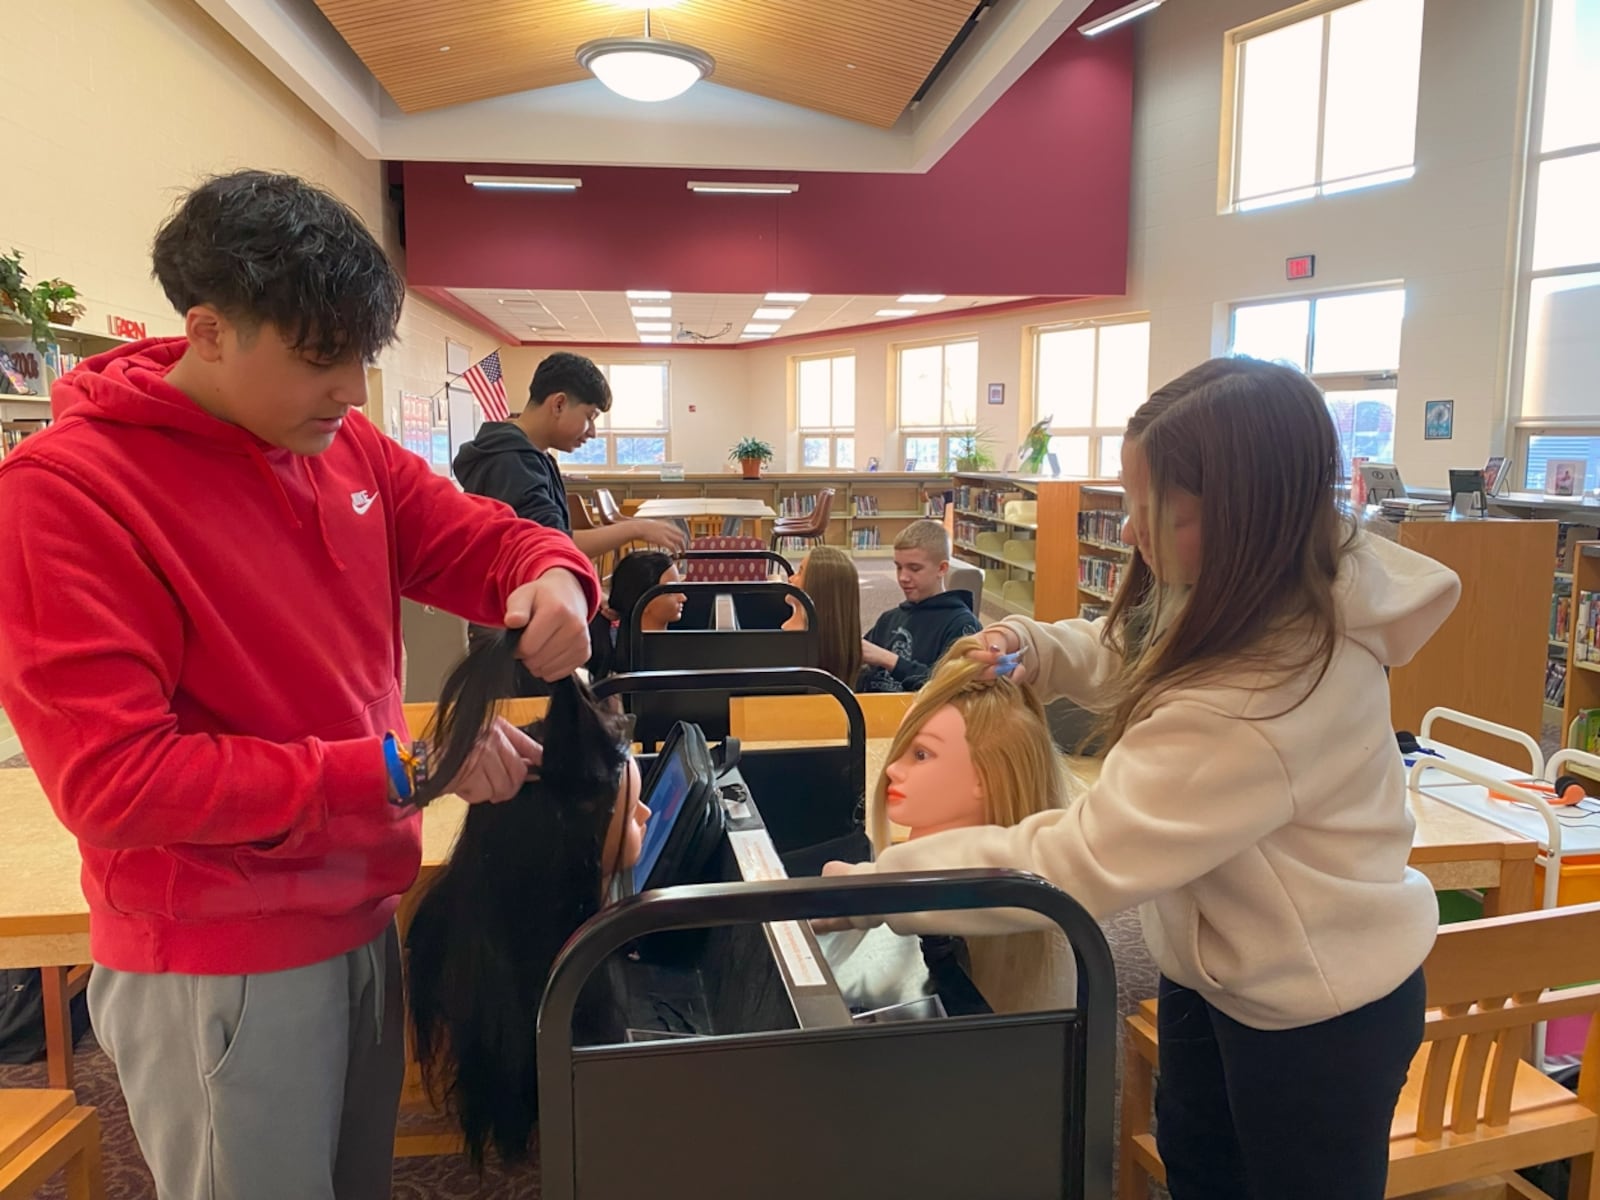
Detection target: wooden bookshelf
<box><xmin>1387</xmin><ymin>518</ymin><xmax>1558</xmax><ymax>760</ymax></box>
<box><xmin>952</xmin><ymin>474</ymin><xmax>1125</xmax><ymax>621</ymax></box>
<box><xmin>565</xmin><ymin>471</ymin><xmax>949</xmax><ymax>559</ymax></box>
<box><xmin>1562</xmin><ymin>542</ymin><xmax>1600</xmax><ymax>758</ymax></box>
<box><xmin>0</xmin><ymin>316</ymin><xmax>131</xmax><ymax>453</ymax></box>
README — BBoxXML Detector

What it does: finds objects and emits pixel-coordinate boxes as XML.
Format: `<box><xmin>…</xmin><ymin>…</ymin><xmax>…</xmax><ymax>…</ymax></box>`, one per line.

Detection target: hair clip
<box><xmin>993</xmin><ymin>650</ymin><xmax>1023</xmax><ymax>678</ymax></box>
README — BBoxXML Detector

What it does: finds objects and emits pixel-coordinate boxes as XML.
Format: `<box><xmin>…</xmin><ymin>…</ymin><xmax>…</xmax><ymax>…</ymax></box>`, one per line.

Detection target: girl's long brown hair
<box><xmin>798</xmin><ymin>546</ymin><xmax>863</xmax><ymax>687</ymax></box>
<box><xmin>1098</xmin><ymin>357</ymin><xmax>1356</xmax><ymax>744</ymax></box>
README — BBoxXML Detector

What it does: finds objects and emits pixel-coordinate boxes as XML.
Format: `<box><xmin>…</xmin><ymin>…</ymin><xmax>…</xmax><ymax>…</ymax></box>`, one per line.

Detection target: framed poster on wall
<box><xmin>400</xmin><ymin>392</ymin><xmax>433</xmax><ymax>459</ymax></box>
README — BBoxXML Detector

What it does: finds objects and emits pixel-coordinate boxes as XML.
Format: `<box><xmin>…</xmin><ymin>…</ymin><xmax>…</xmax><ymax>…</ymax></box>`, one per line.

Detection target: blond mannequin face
<box><xmin>883</xmin><ymin>704</ymin><xmax>985</xmax><ymax>839</ymax></box>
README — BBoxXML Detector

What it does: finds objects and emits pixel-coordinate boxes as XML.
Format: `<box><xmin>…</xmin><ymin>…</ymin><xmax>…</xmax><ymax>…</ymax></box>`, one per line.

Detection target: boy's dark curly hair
<box><xmin>152</xmin><ymin>170</ymin><xmax>404</xmax><ymax>364</ymax></box>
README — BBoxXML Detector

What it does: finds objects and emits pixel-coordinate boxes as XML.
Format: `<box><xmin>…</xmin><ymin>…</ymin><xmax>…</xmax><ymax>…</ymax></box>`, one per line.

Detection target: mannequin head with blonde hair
<box><xmin>870</xmin><ymin>634</ymin><xmax>1063</xmax><ymax>851</ymax></box>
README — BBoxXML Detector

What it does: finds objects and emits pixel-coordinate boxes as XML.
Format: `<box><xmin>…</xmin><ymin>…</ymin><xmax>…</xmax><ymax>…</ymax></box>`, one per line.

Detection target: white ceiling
<box><xmin>449</xmin><ymin>289</ymin><xmax>1031</xmax><ymax>344</ymax></box>
<box><xmin>190</xmin><ymin>0</ymin><xmax>1093</xmax><ymax>172</ymax></box>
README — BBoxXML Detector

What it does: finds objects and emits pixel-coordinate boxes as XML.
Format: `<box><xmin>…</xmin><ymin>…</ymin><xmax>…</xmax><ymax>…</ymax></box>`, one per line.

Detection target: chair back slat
<box><xmin>1449</xmin><ymin>998</ymin><xmax>1505</xmax><ymax>1135</ymax></box>
<box><xmin>1483</xmin><ymin>1022</ymin><xmax>1529</xmax><ymax>1127</ymax></box>
<box><xmin>1417</xmin><ymin>1010</ymin><xmax>1469</xmax><ymax>1140</ymax></box>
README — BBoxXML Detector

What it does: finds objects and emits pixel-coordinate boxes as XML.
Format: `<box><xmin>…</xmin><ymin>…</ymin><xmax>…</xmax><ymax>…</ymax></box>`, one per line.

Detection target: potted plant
<box><xmin>0</xmin><ymin>250</ymin><xmax>26</xmax><ymax>316</ymax></box>
<box><xmin>948</xmin><ymin>427</ymin><xmax>998</xmax><ymax>473</ymax></box>
<box><xmin>1020</xmin><ymin>417</ymin><xmax>1052</xmax><ymax>473</ymax></box>
<box><xmin>730</xmin><ymin>436</ymin><xmax>775</xmax><ymax>479</ymax></box>
<box><xmin>32</xmin><ymin>280</ymin><xmax>85</xmax><ymax>327</ymax></box>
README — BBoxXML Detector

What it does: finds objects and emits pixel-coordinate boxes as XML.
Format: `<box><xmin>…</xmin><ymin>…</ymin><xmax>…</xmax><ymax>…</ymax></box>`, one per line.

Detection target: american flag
<box><xmin>462</xmin><ymin>351</ymin><xmax>509</xmax><ymax>422</ymax></box>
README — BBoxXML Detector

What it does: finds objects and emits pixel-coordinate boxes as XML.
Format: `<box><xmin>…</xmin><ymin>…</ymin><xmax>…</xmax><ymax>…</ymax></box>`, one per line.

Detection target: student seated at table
<box><xmin>859</xmin><ymin>519</ymin><xmax>982</xmax><ymax>692</ymax></box>
<box><xmin>781</xmin><ymin>545</ymin><xmax>863</xmax><ymax>687</ymax></box>
<box><xmin>585</xmin><ymin>551</ymin><xmax>686</xmax><ymax>681</ymax></box>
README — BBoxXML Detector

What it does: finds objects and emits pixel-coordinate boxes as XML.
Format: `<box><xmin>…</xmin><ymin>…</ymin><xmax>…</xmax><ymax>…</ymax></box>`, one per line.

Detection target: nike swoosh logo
<box><xmin>351</xmin><ymin>491</ymin><xmax>376</xmax><ymax>515</ymax></box>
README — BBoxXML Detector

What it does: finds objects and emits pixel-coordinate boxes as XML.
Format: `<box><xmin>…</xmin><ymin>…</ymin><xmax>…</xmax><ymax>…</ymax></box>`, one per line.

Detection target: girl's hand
<box><xmin>442</xmin><ymin>717</ymin><xmax>543</xmax><ymax>805</ymax></box>
<box><xmin>966</xmin><ymin>625</ymin><xmax>1027</xmax><ymax>682</ymax></box>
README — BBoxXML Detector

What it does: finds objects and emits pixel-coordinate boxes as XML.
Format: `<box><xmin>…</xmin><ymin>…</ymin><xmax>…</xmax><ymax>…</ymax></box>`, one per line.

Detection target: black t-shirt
<box><xmin>452</xmin><ymin>421</ymin><xmax>570</xmax><ymax>533</ymax></box>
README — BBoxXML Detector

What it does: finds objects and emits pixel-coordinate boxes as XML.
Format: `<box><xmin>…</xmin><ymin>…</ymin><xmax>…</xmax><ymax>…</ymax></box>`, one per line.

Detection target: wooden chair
<box><xmin>37</xmin><ymin>964</ymin><xmax>91</xmax><ymax>1091</ymax></box>
<box><xmin>770</xmin><ymin>488</ymin><xmax>835</xmax><ymax>551</ymax></box>
<box><xmin>1121</xmin><ymin>902</ymin><xmax>1600</xmax><ymax>1199</ymax></box>
<box><xmin>0</xmin><ymin>1090</ymin><xmax>105</xmax><ymax>1199</ymax></box>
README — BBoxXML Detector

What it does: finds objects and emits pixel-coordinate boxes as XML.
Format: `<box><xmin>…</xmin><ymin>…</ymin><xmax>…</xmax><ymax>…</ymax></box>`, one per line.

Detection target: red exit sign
<box><xmin>1286</xmin><ymin>254</ymin><xmax>1316</xmax><ymax>280</ymax></box>
<box><xmin>108</xmin><ymin>315</ymin><xmax>147</xmax><ymax>340</ymax></box>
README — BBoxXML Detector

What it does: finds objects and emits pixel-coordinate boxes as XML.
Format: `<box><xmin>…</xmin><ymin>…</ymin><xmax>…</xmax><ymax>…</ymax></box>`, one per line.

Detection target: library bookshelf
<box><xmin>0</xmin><ymin>317</ymin><xmax>131</xmax><ymax>457</ymax></box>
<box><xmin>951</xmin><ymin>473</ymin><xmax>1126</xmax><ymax>621</ymax></box>
<box><xmin>564</xmin><ymin>472</ymin><xmax>949</xmax><ymax>559</ymax></box>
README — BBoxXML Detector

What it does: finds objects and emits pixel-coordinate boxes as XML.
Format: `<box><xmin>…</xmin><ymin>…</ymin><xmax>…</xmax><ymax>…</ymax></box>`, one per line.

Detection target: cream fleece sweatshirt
<box><xmin>845</xmin><ymin>533</ymin><xmax>1461</xmax><ymax>1030</ymax></box>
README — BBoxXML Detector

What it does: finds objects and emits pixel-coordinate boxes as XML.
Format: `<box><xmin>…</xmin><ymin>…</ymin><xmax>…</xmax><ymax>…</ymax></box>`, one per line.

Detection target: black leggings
<box><xmin>1155</xmin><ymin>968</ymin><xmax>1424</xmax><ymax>1200</ymax></box>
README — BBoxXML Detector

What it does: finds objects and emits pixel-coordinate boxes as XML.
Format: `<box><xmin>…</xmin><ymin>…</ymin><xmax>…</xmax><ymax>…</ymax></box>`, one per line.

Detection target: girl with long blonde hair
<box><xmin>830</xmin><ymin>357</ymin><xmax>1460</xmax><ymax>1197</ymax></box>
<box><xmin>781</xmin><ymin>545</ymin><xmax>863</xmax><ymax>687</ymax></box>
<box><xmin>867</xmin><ymin>634</ymin><xmax>1073</xmax><ymax>1014</ymax></box>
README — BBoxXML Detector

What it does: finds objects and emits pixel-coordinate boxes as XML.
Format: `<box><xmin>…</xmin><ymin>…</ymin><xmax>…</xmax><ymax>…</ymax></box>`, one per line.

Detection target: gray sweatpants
<box><xmin>89</xmin><ymin>925</ymin><xmax>404</xmax><ymax>1200</ymax></box>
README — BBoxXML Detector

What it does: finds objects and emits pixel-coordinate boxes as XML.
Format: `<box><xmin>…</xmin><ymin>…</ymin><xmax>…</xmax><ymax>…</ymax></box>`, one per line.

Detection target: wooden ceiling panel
<box><xmin>311</xmin><ymin>0</ymin><xmax>980</xmax><ymax>127</ymax></box>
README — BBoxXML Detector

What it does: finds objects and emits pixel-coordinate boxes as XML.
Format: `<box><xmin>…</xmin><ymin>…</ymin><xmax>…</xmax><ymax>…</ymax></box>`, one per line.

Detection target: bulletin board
<box><xmin>400</xmin><ymin>392</ymin><xmax>433</xmax><ymax>459</ymax></box>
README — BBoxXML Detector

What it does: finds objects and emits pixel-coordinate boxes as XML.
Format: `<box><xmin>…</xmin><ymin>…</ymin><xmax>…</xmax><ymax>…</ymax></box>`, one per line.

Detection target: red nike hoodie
<box><xmin>0</xmin><ymin>338</ymin><xmax>599</xmax><ymax>975</ymax></box>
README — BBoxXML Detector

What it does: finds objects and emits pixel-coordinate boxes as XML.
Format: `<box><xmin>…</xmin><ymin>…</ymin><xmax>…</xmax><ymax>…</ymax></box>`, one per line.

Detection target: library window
<box><xmin>1228</xmin><ymin>286</ymin><xmax>1405</xmax><ymax>474</ymax></box>
<box><xmin>1225</xmin><ymin>0</ymin><xmax>1424</xmax><ymax>212</ymax></box>
<box><xmin>1514</xmin><ymin>0</ymin><xmax>1600</xmax><ymax>491</ymax></box>
<box><xmin>796</xmin><ymin>353</ymin><xmax>856</xmax><ymax>470</ymax></box>
<box><xmin>897</xmin><ymin>338</ymin><xmax>978</xmax><ymax>471</ymax></box>
<box><xmin>555</xmin><ymin>362</ymin><xmax>670</xmax><ymax>468</ymax></box>
<box><xmin>1032</xmin><ymin>319</ymin><xmax>1149</xmax><ymax>477</ymax></box>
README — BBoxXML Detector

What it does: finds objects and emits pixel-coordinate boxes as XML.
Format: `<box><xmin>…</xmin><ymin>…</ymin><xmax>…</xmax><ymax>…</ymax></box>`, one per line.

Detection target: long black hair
<box><xmin>405</xmin><ymin>632</ymin><xmax>631</xmax><ymax>1165</ymax></box>
<box><xmin>586</xmin><ymin>549</ymin><xmax>674</xmax><ymax>680</ymax></box>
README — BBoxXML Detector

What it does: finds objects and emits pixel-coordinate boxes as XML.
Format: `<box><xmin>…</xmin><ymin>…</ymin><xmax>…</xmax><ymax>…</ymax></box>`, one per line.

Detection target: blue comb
<box><xmin>993</xmin><ymin>650</ymin><xmax>1023</xmax><ymax>678</ymax></box>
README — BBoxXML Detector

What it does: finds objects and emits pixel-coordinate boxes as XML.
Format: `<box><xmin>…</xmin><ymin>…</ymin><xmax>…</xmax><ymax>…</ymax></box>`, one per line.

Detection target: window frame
<box><xmin>1030</xmin><ymin>315</ymin><xmax>1151</xmax><ymax>478</ymax></box>
<box><xmin>795</xmin><ymin>351</ymin><xmax>857</xmax><ymax>471</ymax></box>
<box><xmin>895</xmin><ymin>336</ymin><xmax>979</xmax><ymax>472</ymax></box>
<box><xmin>1509</xmin><ymin>0</ymin><xmax>1600</xmax><ymax>489</ymax></box>
<box><xmin>1219</xmin><ymin>0</ymin><xmax>1422</xmax><ymax>214</ymax></box>
<box><xmin>1227</xmin><ymin>284</ymin><xmax>1405</xmax><ymax>473</ymax></box>
<box><xmin>554</xmin><ymin>360</ymin><xmax>672</xmax><ymax>469</ymax></box>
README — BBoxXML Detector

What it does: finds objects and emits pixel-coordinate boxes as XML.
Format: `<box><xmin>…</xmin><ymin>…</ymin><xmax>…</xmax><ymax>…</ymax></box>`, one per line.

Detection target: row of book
<box><xmin>849</xmin><ymin>529</ymin><xmax>882</xmax><ymax>550</ymax></box>
<box><xmin>953</xmin><ymin>486</ymin><xmax>1023</xmax><ymax>516</ymax></box>
<box><xmin>1553</xmin><ymin>591</ymin><xmax>1572</xmax><ymax>644</ymax></box>
<box><xmin>852</xmin><ymin>495</ymin><xmax>884</xmax><ymax>515</ymax></box>
<box><xmin>1078</xmin><ymin>507</ymin><xmax>1125</xmax><ymax>546</ymax></box>
<box><xmin>778</xmin><ymin>494</ymin><xmax>819</xmax><ymax>517</ymax></box>
<box><xmin>1078</xmin><ymin>556</ymin><xmax>1123</xmax><ymax>597</ymax></box>
<box><xmin>1547</xmin><ymin>660</ymin><xmax>1567</xmax><ymax>706</ymax></box>
<box><xmin>1379</xmin><ymin>497</ymin><xmax>1450</xmax><ymax>521</ymax></box>
<box><xmin>953</xmin><ymin>519</ymin><xmax>992</xmax><ymax>547</ymax></box>
<box><xmin>1575</xmin><ymin>591</ymin><xmax>1600</xmax><ymax>665</ymax></box>
<box><xmin>1570</xmin><ymin>708</ymin><xmax>1600</xmax><ymax>755</ymax></box>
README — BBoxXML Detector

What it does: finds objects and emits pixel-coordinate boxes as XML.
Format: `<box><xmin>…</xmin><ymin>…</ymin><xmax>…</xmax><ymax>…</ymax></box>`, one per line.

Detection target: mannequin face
<box><xmin>601</xmin><ymin>756</ymin><xmax>648</xmax><ymax>888</ymax></box>
<box><xmin>640</xmin><ymin>565</ymin><xmax>686</xmax><ymax>629</ymax></box>
<box><xmin>884</xmin><ymin>704</ymin><xmax>985</xmax><ymax>839</ymax></box>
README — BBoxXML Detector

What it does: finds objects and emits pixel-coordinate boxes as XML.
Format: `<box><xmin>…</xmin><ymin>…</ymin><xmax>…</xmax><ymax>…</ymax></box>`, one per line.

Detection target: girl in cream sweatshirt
<box><xmin>829</xmin><ymin>357</ymin><xmax>1460</xmax><ymax>1198</ymax></box>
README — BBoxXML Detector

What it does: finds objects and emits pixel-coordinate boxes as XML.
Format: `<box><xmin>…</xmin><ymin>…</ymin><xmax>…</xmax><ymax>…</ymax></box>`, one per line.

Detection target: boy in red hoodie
<box><xmin>0</xmin><ymin>171</ymin><xmax>599</xmax><ymax>1200</ymax></box>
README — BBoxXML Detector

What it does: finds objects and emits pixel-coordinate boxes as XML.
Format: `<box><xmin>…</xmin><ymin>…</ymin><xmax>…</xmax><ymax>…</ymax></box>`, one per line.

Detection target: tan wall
<box><xmin>3</xmin><ymin>0</ymin><xmax>489</xmax><ymax>439</ymax></box>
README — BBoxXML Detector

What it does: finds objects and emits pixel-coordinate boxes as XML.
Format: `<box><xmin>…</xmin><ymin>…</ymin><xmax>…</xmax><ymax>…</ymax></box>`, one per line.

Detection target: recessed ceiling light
<box><xmin>635</xmin><ymin>321</ymin><xmax>673</xmax><ymax>333</ymax></box>
<box><xmin>687</xmin><ymin>181</ymin><xmax>799</xmax><ymax>195</ymax></box>
<box><xmin>465</xmin><ymin>174</ymin><xmax>582</xmax><ymax>191</ymax></box>
<box><xmin>765</xmin><ymin>292</ymin><xmax>811</xmax><ymax>303</ymax></box>
<box><xmin>439</xmin><ymin>45</ymin><xmax>450</xmax><ymax>52</ymax></box>
<box><xmin>631</xmin><ymin>305</ymin><xmax>672</xmax><ymax>318</ymax></box>
<box><xmin>751</xmin><ymin>307</ymin><xmax>795</xmax><ymax>320</ymax></box>
<box><xmin>875</xmin><ymin>308</ymin><xmax>917</xmax><ymax>317</ymax></box>
<box><xmin>639</xmin><ymin>334</ymin><xmax>673</xmax><ymax>344</ymax></box>
<box><xmin>626</xmin><ymin>290</ymin><xmax>672</xmax><ymax>300</ymax></box>
<box><xmin>897</xmin><ymin>294</ymin><xmax>946</xmax><ymax>304</ymax></box>
<box><xmin>744</xmin><ymin>323</ymin><xmax>781</xmax><ymax>334</ymax></box>
<box><xmin>741</xmin><ymin>333</ymin><xmax>773</xmax><ymax>340</ymax></box>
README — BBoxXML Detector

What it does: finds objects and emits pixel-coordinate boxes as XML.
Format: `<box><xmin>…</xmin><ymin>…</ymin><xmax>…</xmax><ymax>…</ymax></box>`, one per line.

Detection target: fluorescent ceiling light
<box><xmin>631</xmin><ymin>305</ymin><xmax>672</xmax><ymax>318</ymax></box>
<box><xmin>1080</xmin><ymin>0</ymin><xmax>1165</xmax><ymax>37</ymax></box>
<box><xmin>577</xmin><ymin>12</ymin><xmax>713</xmax><ymax>103</ymax></box>
<box><xmin>897</xmin><ymin>294</ymin><xmax>946</xmax><ymax>304</ymax></box>
<box><xmin>688</xmin><ymin>181</ymin><xmax>799</xmax><ymax>195</ymax></box>
<box><xmin>740</xmin><ymin>333</ymin><xmax>773</xmax><ymax>340</ymax></box>
<box><xmin>635</xmin><ymin>321</ymin><xmax>674</xmax><ymax>333</ymax></box>
<box><xmin>626</xmin><ymin>289</ymin><xmax>672</xmax><ymax>300</ymax></box>
<box><xmin>875</xmin><ymin>308</ymin><xmax>917</xmax><ymax>318</ymax></box>
<box><xmin>765</xmin><ymin>292</ymin><xmax>811</xmax><ymax>303</ymax></box>
<box><xmin>744</xmin><ymin>323</ymin><xmax>781</xmax><ymax>334</ymax></box>
<box><xmin>465</xmin><ymin>174</ymin><xmax>582</xmax><ymax>191</ymax></box>
<box><xmin>639</xmin><ymin>334</ymin><xmax>673</xmax><ymax>344</ymax></box>
<box><xmin>751</xmin><ymin>307</ymin><xmax>796</xmax><ymax>320</ymax></box>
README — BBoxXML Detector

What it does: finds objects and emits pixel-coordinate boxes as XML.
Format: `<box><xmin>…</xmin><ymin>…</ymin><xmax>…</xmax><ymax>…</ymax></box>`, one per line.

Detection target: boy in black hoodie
<box><xmin>859</xmin><ymin>519</ymin><xmax>981</xmax><ymax>692</ymax></box>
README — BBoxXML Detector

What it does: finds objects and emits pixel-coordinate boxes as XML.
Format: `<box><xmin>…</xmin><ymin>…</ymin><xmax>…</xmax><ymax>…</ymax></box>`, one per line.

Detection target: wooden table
<box><xmin>633</xmin><ymin>497</ymin><xmax>777</xmax><ymax>540</ymax></box>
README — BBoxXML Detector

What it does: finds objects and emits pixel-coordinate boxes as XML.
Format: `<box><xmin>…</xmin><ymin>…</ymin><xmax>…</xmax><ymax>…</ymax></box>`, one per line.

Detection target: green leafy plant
<box><xmin>1020</xmin><ymin>417</ymin><xmax>1052</xmax><ymax>473</ymax></box>
<box><xmin>729</xmin><ymin>437</ymin><xmax>775</xmax><ymax>464</ymax></box>
<box><xmin>32</xmin><ymin>280</ymin><xmax>84</xmax><ymax>326</ymax></box>
<box><xmin>0</xmin><ymin>250</ymin><xmax>25</xmax><ymax>313</ymax></box>
<box><xmin>948</xmin><ymin>427</ymin><xmax>998</xmax><ymax>472</ymax></box>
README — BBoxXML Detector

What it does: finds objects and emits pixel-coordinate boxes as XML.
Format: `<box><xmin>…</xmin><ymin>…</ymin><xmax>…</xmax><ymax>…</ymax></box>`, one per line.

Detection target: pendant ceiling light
<box><xmin>577</xmin><ymin>9</ymin><xmax>714</xmax><ymax>103</ymax></box>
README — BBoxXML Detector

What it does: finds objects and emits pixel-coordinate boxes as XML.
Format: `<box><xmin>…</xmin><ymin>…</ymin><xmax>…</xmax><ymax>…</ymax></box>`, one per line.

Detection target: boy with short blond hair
<box><xmin>859</xmin><ymin>518</ymin><xmax>981</xmax><ymax>691</ymax></box>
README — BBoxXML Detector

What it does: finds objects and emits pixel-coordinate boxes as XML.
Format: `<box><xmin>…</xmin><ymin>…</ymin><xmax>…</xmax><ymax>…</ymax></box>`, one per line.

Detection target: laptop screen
<box><xmin>632</xmin><ymin>741</ymin><xmax>695</xmax><ymax>893</ymax></box>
